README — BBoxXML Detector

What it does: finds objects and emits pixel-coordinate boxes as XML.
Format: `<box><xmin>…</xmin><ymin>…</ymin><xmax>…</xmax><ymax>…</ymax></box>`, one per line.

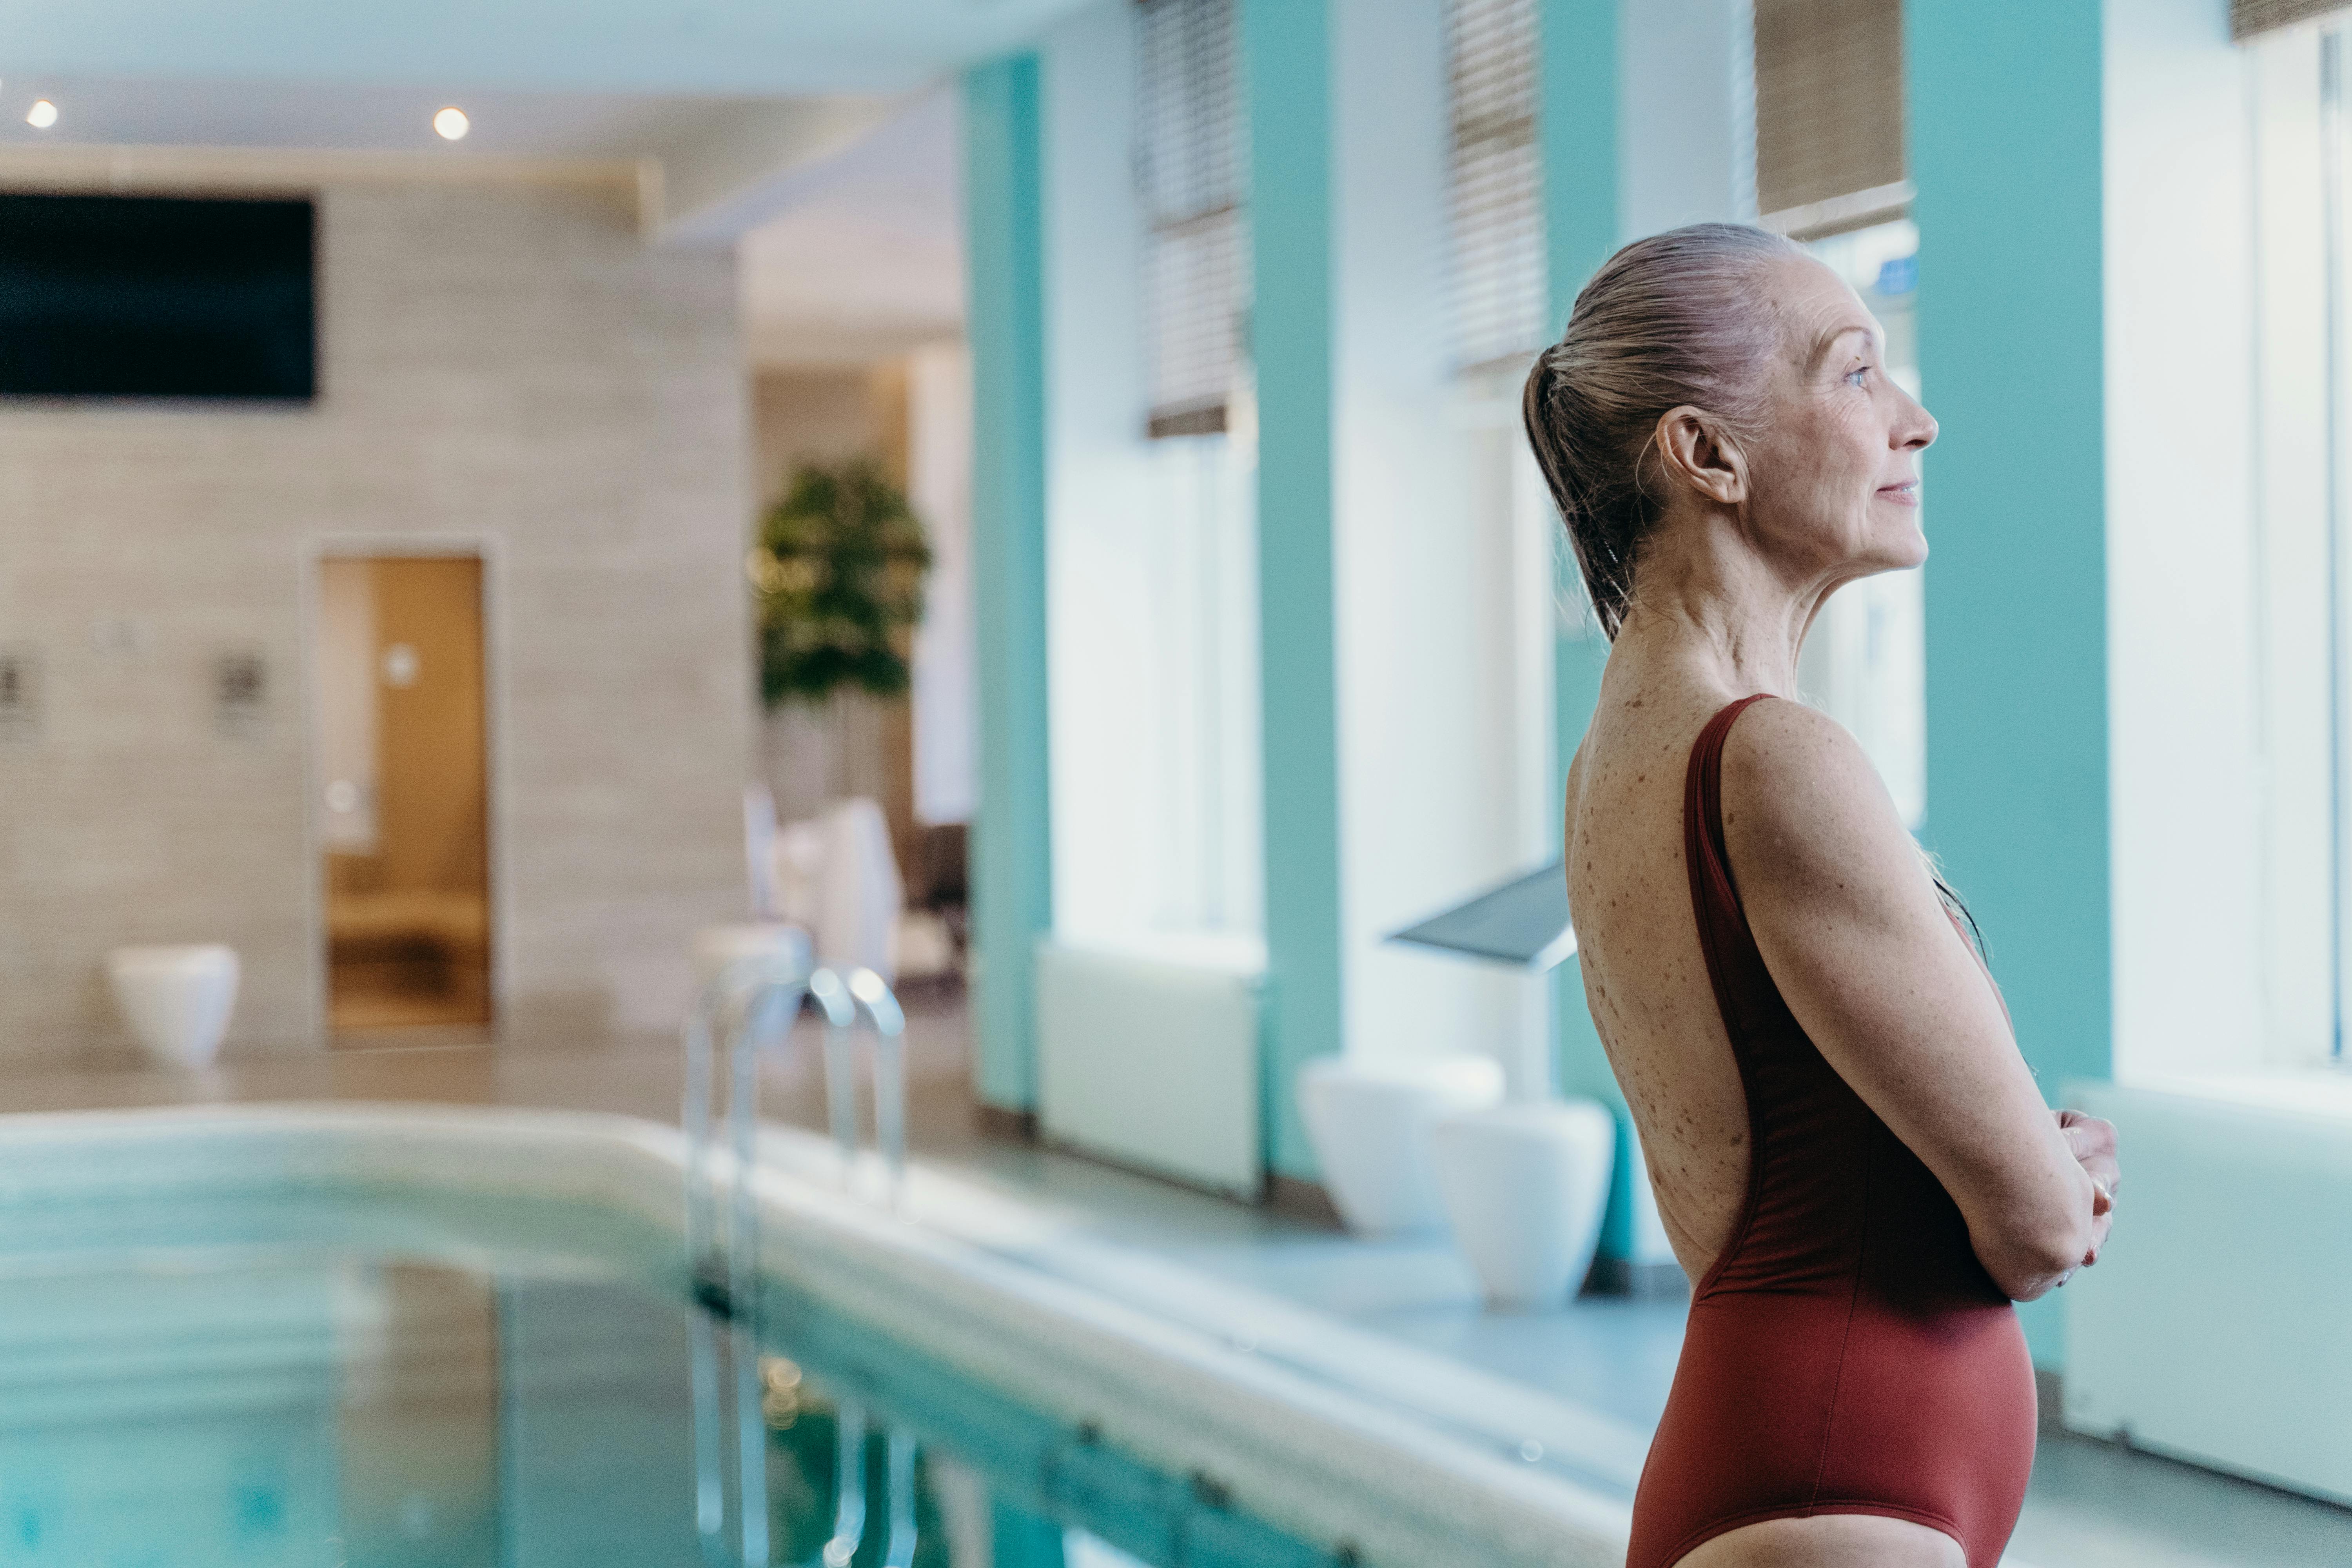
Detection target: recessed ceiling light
<box><xmin>433</xmin><ymin>106</ymin><xmax>469</xmax><ymax>142</ymax></box>
<box><xmin>25</xmin><ymin>100</ymin><xmax>57</xmax><ymax>131</ymax></box>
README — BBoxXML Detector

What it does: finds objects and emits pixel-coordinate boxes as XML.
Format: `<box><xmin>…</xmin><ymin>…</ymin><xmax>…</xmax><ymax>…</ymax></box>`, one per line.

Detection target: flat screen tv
<box><xmin>0</xmin><ymin>193</ymin><xmax>316</xmax><ymax>401</ymax></box>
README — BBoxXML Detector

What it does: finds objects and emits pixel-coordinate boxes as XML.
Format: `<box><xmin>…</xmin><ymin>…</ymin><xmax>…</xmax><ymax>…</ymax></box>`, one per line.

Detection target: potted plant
<box><xmin>750</xmin><ymin>459</ymin><xmax>931</xmax><ymax>710</ymax></box>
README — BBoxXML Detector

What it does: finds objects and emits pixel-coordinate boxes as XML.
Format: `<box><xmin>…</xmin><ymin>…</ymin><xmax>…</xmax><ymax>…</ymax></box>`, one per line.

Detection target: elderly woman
<box><xmin>1523</xmin><ymin>225</ymin><xmax>2119</xmax><ymax>1568</ymax></box>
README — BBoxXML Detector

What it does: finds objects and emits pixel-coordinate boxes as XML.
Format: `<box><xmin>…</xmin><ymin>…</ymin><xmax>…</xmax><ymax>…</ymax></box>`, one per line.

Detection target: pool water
<box><xmin>0</xmin><ymin>1183</ymin><xmax>1334</xmax><ymax>1568</ymax></box>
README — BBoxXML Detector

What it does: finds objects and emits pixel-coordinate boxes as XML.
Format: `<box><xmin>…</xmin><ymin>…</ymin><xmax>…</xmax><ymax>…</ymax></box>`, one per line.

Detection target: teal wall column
<box><xmin>1537</xmin><ymin>0</ymin><xmax>1648</xmax><ymax>1263</ymax></box>
<box><xmin>963</xmin><ymin>56</ymin><xmax>1053</xmax><ymax>1115</ymax></box>
<box><xmin>1243</xmin><ymin>0</ymin><xmax>1341</xmax><ymax>1181</ymax></box>
<box><xmin>1910</xmin><ymin>0</ymin><xmax>2109</xmax><ymax>1368</ymax></box>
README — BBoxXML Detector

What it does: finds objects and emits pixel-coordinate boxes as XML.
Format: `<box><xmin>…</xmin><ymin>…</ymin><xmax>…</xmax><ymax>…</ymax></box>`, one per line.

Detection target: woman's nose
<box><xmin>1900</xmin><ymin>397</ymin><xmax>1937</xmax><ymax>452</ymax></box>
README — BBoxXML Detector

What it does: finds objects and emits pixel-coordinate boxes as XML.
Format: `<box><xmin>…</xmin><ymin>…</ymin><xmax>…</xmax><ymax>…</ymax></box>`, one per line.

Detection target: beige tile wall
<box><xmin>0</xmin><ymin>174</ymin><xmax>754</xmax><ymax>1060</ymax></box>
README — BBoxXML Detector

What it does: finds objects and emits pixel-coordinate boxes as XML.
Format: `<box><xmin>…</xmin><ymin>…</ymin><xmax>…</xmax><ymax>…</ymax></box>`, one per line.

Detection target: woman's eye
<box><xmin>1846</xmin><ymin>365</ymin><xmax>1871</xmax><ymax>387</ymax></box>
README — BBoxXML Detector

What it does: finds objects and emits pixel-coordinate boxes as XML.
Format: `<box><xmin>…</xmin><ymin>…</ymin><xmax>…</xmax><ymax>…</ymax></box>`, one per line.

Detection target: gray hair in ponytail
<box><xmin>1522</xmin><ymin>223</ymin><xmax>1806</xmax><ymax>639</ymax></box>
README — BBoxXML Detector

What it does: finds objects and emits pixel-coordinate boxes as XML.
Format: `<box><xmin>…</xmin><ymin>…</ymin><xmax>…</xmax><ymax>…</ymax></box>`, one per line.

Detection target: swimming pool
<box><xmin>0</xmin><ymin>1107</ymin><xmax>1626</xmax><ymax>1567</ymax></box>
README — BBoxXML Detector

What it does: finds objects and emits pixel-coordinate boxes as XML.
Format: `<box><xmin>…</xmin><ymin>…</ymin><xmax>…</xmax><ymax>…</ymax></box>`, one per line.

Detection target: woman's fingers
<box><xmin>2057</xmin><ymin>1110</ymin><xmax>2119</xmax><ymax>1270</ymax></box>
<box><xmin>2058</xmin><ymin>1109</ymin><xmax>2121</xmax><ymax>1196</ymax></box>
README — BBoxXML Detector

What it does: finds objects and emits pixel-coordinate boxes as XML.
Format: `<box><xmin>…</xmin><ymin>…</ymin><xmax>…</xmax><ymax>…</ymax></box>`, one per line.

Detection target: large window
<box><xmin>1757</xmin><ymin>0</ymin><xmax>1924</xmax><ymax>825</ymax></box>
<box><xmin>1058</xmin><ymin>0</ymin><xmax>1258</xmax><ymax>941</ymax></box>
<box><xmin>1444</xmin><ymin>0</ymin><xmax>1572</xmax><ymax>889</ymax></box>
<box><xmin>1754</xmin><ymin>0</ymin><xmax>1908</xmax><ymax>234</ymax></box>
<box><xmin>1136</xmin><ymin>0</ymin><xmax>1248</xmax><ymax>439</ymax></box>
<box><xmin>1446</xmin><ymin>0</ymin><xmax>1547</xmax><ymax>373</ymax></box>
<box><xmin>2244</xmin><ymin>18</ymin><xmax>2348</xmax><ymax>1060</ymax></box>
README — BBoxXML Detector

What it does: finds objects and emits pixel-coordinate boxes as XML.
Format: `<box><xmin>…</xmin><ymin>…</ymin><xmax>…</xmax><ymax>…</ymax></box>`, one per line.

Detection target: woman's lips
<box><xmin>1877</xmin><ymin>481</ymin><xmax>1920</xmax><ymax>506</ymax></box>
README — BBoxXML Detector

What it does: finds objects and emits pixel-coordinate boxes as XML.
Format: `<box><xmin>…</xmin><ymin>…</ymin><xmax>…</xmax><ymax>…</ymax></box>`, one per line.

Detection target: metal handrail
<box><xmin>682</xmin><ymin>941</ymin><xmax>915</xmax><ymax>1566</ymax></box>
<box><xmin>684</xmin><ymin>947</ymin><xmax>810</xmax><ymax>1568</ymax></box>
<box><xmin>818</xmin><ymin>1401</ymin><xmax>867</xmax><ymax>1568</ymax></box>
<box><xmin>808</xmin><ymin>967</ymin><xmax>860</xmax><ymax>1182</ymax></box>
<box><xmin>683</xmin><ymin>947</ymin><xmax>813</xmax><ymax>1288</ymax></box>
<box><xmin>841</xmin><ymin>965</ymin><xmax>909</xmax><ymax>1207</ymax></box>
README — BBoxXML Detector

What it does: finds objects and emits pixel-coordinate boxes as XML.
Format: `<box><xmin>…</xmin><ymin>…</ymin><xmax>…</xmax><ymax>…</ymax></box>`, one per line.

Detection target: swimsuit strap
<box><xmin>1681</xmin><ymin>693</ymin><xmax>1775</xmax><ymax>1042</ymax></box>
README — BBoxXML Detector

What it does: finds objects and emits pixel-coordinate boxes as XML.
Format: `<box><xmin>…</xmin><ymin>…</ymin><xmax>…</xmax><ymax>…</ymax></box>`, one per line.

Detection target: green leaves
<box><xmin>751</xmin><ymin>459</ymin><xmax>932</xmax><ymax>707</ymax></box>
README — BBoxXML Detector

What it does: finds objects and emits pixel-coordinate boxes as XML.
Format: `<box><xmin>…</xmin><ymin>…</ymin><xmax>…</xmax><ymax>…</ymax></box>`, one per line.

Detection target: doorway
<box><xmin>316</xmin><ymin>555</ymin><xmax>492</xmax><ymax>1034</ymax></box>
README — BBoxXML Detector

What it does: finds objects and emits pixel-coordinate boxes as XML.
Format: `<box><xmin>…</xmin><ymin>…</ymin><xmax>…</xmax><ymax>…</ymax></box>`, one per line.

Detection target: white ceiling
<box><xmin>0</xmin><ymin>5</ymin><xmax>1006</xmax><ymax>370</ymax></box>
<box><xmin>0</xmin><ymin>75</ymin><xmax>786</xmax><ymax>161</ymax></box>
<box><xmin>0</xmin><ymin>0</ymin><xmax>1100</xmax><ymax>96</ymax></box>
<box><xmin>739</xmin><ymin>91</ymin><xmax>965</xmax><ymax>367</ymax></box>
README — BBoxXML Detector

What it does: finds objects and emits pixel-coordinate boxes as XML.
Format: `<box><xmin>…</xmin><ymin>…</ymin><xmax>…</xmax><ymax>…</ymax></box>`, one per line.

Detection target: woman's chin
<box><xmin>1844</xmin><ymin>542</ymin><xmax>1927</xmax><ymax>579</ymax></box>
<box><xmin>1872</xmin><ymin>524</ymin><xmax>1929</xmax><ymax>572</ymax></box>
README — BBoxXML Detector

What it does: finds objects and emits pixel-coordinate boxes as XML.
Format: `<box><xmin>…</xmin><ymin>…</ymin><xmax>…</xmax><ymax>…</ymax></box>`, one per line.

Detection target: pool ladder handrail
<box><xmin>684</xmin><ymin>950</ymin><xmax>805</xmax><ymax>1568</ymax></box>
<box><xmin>811</xmin><ymin>1403</ymin><xmax>920</xmax><ymax>1568</ymax></box>
<box><xmin>683</xmin><ymin>951</ymin><xmax>913</xmax><ymax>1291</ymax></box>
<box><xmin>681</xmin><ymin>944</ymin><xmax>913</xmax><ymax>1568</ymax></box>
<box><xmin>816</xmin><ymin>965</ymin><xmax>911</xmax><ymax>1206</ymax></box>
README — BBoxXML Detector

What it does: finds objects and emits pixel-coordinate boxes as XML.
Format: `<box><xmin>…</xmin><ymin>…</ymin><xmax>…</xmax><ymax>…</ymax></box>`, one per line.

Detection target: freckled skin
<box><xmin>1569</xmin><ymin>718</ymin><xmax>1757</xmax><ymax>1273</ymax></box>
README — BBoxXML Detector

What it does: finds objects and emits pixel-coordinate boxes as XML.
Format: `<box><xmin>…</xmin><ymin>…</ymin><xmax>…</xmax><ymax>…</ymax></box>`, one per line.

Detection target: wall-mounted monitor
<box><xmin>0</xmin><ymin>193</ymin><xmax>316</xmax><ymax>401</ymax></box>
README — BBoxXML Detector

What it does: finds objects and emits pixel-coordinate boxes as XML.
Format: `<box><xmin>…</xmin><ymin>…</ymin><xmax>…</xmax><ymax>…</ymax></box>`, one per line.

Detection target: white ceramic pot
<box><xmin>1296</xmin><ymin>1054</ymin><xmax>1506</xmax><ymax>1236</ymax></box>
<box><xmin>1428</xmin><ymin>1098</ymin><xmax>1617</xmax><ymax>1310</ymax></box>
<box><xmin>105</xmin><ymin>945</ymin><xmax>240</xmax><ymax>1069</ymax></box>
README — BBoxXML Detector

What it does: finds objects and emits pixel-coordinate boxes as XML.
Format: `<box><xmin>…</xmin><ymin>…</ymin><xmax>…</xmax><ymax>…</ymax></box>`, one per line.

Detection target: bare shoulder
<box><xmin>1716</xmin><ymin>697</ymin><xmax>1916</xmax><ymax>902</ymax></box>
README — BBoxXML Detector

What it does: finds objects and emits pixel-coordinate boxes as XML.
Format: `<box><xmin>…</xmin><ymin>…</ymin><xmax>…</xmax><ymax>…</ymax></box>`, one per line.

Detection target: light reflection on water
<box><xmin>0</xmin><ymin>1190</ymin><xmax>1330</xmax><ymax>1568</ymax></box>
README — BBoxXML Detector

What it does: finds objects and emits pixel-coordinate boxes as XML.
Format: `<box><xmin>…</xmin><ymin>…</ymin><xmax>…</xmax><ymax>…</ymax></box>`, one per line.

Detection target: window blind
<box><xmin>1754</xmin><ymin>0</ymin><xmax>1908</xmax><ymax>237</ymax></box>
<box><xmin>1446</xmin><ymin>0</ymin><xmax>1548</xmax><ymax>371</ymax></box>
<box><xmin>1137</xmin><ymin>0</ymin><xmax>1248</xmax><ymax>439</ymax></box>
<box><xmin>2235</xmin><ymin>1</ymin><xmax>2352</xmax><ymax>38</ymax></box>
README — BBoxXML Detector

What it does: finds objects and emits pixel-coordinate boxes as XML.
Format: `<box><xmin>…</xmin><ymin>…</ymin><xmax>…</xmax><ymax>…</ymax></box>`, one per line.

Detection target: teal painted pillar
<box><xmin>1539</xmin><ymin>0</ymin><xmax>1619</xmax><ymax>298</ymax></box>
<box><xmin>1910</xmin><ymin>0</ymin><xmax>2109</xmax><ymax>1368</ymax></box>
<box><xmin>963</xmin><ymin>56</ymin><xmax>1054</xmax><ymax>1115</ymax></box>
<box><xmin>1243</xmin><ymin>0</ymin><xmax>1341</xmax><ymax>1181</ymax></box>
<box><xmin>1537</xmin><ymin>0</ymin><xmax>1646</xmax><ymax>1262</ymax></box>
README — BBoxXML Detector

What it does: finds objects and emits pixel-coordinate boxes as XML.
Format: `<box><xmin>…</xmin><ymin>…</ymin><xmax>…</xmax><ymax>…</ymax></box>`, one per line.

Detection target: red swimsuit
<box><xmin>1625</xmin><ymin>696</ymin><xmax>2036</xmax><ymax>1568</ymax></box>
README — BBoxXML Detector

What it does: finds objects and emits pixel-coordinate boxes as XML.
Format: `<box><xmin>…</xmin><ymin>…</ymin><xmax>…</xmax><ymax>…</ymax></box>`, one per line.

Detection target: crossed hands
<box><xmin>2057</xmin><ymin>1107</ymin><xmax>2119</xmax><ymax>1273</ymax></box>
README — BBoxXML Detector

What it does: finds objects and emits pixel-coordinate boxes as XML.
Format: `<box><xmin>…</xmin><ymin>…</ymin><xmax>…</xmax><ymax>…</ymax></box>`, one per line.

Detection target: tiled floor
<box><xmin>9</xmin><ymin>997</ymin><xmax>2351</xmax><ymax>1568</ymax></box>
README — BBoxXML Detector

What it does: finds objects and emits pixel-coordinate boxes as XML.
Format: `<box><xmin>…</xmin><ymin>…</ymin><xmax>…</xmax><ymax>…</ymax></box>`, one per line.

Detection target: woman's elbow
<box><xmin>1980</xmin><ymin>1212</ymin><xmax>2092</xmax><ymax>1303</ymax></box>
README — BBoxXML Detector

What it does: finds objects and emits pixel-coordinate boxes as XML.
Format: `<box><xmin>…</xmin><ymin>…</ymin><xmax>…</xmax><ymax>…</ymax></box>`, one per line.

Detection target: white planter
<box><xmin>105</xmin><ymin>945</ymin><xmax>239</xmax><ymax>1069</ymax></box>
<box><xmin>1296</xmin><ymin>1055</ymin><xmax>1505</xmax><ymax>1236</ymax></box>
<box><xmin>1428</xmin><ymin>1099</ymin><xmax>1617</xmax><ymax>1310</ymax></box>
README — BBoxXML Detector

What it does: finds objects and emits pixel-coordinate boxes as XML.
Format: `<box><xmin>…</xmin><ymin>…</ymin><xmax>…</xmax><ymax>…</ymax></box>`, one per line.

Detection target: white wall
<box><xmin>0</xmin><ymin>171</ymin><xmax>751</xmax><ymax>1058</ymax></box>
<box><xmin>909</xmin><ymin>340</ymin><xmax>979</xmax><ymax>825</ymax></box>
<box><xmin>2102</xmin><ymin>0</ymin><xmax>2270</xmax><ymax>1079</ymax></box>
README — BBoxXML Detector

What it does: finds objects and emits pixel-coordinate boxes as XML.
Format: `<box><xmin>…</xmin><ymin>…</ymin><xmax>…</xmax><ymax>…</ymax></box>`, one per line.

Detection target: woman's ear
<box><xmin>1655</xmin><ymin>406</ymin><xmax>1748</xmax><ymax>506</ymax></box>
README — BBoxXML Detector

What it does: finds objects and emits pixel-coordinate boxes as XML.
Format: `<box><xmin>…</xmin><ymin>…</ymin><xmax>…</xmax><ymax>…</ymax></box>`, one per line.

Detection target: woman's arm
<box><xmin>1718</xmin><ymin>697</ymin><xmax>2104</xmax><ymax>1301</ymax></box>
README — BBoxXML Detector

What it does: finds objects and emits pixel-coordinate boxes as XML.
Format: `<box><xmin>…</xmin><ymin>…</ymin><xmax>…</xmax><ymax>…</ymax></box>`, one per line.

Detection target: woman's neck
<box><xmin>1609</xmin><ymin>510</ymin><xmax>1838</xmax><ymax>697</ymax></box>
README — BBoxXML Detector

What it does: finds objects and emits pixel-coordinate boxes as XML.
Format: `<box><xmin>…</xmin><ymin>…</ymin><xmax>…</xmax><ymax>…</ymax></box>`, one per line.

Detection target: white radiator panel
<box><xmin>1036</xmin><ymin>936</ymin><xmax>1266</xmax><ymax>1199</ymax></box>
<box><xmin>2064</xmin><ymin>1078</ymin><xmax>2352</xmax><ymax>1503</ymax></box>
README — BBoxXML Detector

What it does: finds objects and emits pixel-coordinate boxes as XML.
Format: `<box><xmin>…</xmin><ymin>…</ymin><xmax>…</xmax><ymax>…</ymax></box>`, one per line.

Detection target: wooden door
<box><xmin>319</xmin><ymin>555</ymin><xmax>491</xmax><ymax>1033</ymax></box>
